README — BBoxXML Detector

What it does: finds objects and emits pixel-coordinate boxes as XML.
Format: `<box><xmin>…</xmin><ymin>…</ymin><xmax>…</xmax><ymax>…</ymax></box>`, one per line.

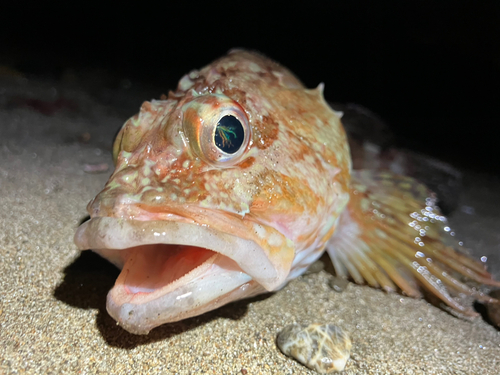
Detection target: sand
<box><xmin>1</xmin><ymin>75</ymin><xmax>499</xmax><ymax>374</ymax></box>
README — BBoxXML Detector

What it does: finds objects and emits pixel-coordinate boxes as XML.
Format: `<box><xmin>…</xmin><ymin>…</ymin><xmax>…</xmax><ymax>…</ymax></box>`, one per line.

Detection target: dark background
<box><xmin>1</xmin><ymin>1</ymin><xmax>499</xmax><ymax>173</ymax></box>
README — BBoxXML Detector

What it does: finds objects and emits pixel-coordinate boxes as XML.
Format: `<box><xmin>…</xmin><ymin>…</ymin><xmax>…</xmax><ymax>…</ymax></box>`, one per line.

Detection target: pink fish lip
<box><xmin>74</xmin><ymin>216</ymin><xmax>286</xmax><ymax>291</ymax></box>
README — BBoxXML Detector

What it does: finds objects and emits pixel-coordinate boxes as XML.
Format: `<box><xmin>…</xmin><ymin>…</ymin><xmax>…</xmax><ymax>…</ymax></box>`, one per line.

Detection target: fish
<box><xmin>74</xmin><ymin>50</ymin><xmax>500</xmax><ymax>335</ymax></box>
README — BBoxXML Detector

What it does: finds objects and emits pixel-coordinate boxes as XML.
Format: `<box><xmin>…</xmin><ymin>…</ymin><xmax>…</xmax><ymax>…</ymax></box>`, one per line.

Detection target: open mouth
<box><xmin>120</xmin><ymin>244</ymin><xmax>220</xmax><ymax>295</ymax></box>
<box><xmin>74</xmin><ymin>216</ymin><xmax>293</xmax><ymax>334</ymax></box>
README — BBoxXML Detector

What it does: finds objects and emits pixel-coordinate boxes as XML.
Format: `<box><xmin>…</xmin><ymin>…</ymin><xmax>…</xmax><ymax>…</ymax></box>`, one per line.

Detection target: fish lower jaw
<box><xmin>107</xmin><ymin>279</ymin><xmax>264</xmax><ymax>335</ymax></box>
<box><xmin>105</xmin><ymin>245</ymin><xmax>261</xmax><ymax>334</ymax></box>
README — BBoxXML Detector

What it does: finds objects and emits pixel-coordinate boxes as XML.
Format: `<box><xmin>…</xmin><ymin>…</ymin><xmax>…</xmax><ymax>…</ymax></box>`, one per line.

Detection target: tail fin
<box><xmin>326</xmin><ymin>170</ymin><xmax>500</xmax><ymax>316</ymax></box>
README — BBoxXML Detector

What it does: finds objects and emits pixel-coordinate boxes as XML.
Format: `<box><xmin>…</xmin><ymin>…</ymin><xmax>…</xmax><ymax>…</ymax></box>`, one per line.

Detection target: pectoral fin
<box><xmin>326</xmin><ymin>170</ymin><xmax>500</xmax><ymax>315</ymax></box>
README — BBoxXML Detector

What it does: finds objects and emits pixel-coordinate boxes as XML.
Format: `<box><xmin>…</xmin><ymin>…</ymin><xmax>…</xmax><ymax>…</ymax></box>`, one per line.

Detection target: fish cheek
<box><xmin>253</xmin><ymin>115</ymin><xmax>279</xmax><ymax>149</ymax></box>
<box><xmin>235</xmin><ymin>156</ymin><xmax>255</xmax><ymax>169</ymax></box>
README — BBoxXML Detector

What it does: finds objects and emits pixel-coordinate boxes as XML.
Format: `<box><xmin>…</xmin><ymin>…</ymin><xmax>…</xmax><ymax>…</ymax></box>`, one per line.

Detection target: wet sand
<box><xmin>1</xmin><ymin>76</ymin><xmax>499</xmax><ymax>374</ymax></box>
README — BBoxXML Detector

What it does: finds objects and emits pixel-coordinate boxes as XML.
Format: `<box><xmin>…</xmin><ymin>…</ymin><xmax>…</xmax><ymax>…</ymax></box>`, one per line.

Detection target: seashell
<box><xmin>277</xmin><ymin>323</ymin><xmax>351</xmax><ymax>373</ymax></box>
<box><xmin>329</xmin><ymin>276</ymin><xmax>350</xmax><ymax>293</ymax></box>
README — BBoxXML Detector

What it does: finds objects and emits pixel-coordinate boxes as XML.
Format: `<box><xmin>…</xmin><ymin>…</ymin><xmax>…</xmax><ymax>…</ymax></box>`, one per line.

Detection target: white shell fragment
<box><xmin>277</xmin><ymin>323</ymin><xmax>351</xmax><ymax>373</ymax></box>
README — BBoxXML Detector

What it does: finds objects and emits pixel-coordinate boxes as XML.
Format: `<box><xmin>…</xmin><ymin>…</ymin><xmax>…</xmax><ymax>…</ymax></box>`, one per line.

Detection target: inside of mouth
<box><xmin>120</xmin><ymin>244</ymin><xmax>218</xmax><ymax>294</ymax></box>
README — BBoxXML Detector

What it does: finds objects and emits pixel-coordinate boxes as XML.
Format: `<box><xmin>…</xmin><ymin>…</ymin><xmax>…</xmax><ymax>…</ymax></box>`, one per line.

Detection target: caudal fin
<box><xmin>326</xmin><ymin>170</ymin><xmax>500</xmax><ymax>316</ymax></box>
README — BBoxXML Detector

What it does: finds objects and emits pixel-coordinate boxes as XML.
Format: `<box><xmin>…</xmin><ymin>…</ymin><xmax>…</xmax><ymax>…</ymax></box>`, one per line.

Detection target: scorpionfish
<box><xmin>74</xmin><ymin>50</ymin><xmax>499</xmax><ymax>334</ymax></box>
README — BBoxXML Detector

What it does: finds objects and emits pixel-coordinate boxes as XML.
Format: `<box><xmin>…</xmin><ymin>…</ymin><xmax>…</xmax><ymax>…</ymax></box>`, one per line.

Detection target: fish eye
<box><xmin>182</xmin><ymin>94</ymin><xmax>251</xmax><ymax>166</ymax></box>
<box><xmin>214</xmin><ymin>115</ymin><xmax>245</xmax><ymax>154</ymax></box>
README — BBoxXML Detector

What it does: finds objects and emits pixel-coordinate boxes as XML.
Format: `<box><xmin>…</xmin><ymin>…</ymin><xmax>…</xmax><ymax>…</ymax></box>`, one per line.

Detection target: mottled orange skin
<box><xmin>90</xmin><ymin>50</ymin><xmax>350</xmax><ymax>273</ymax></box>
<box><xmin>78</xmin><ymin>50</ymin><xmax>500</xmax><ymax>333</ymax></box>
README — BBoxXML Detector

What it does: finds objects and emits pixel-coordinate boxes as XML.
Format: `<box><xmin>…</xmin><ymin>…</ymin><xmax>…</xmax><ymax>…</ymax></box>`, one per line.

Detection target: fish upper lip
<box><xmin>74</xmin><ymin>216</ymin><xmax>290</xmax><ymax>291</ymax></box>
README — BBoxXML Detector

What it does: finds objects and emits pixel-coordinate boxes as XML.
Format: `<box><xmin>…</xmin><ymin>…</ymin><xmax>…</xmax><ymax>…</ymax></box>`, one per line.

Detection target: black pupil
<box><xmin>214</xmin><ymin>115</ymin><xmax>245</xmax><ymax>154</ymax></box>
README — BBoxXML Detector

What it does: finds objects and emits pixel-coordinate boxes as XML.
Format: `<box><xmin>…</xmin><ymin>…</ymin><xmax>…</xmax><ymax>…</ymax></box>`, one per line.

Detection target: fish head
<box><xmin>74</xmin><ymin>50</ymin><xmax>350</xmax><ymax>334</ymax></box>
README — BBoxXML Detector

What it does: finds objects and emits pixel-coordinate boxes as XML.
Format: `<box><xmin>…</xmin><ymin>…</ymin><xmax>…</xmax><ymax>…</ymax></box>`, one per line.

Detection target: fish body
<box><xmin>75</xmin><ymin>50</ymin><xmax>499</xmax><ymax>334</ymax></box>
